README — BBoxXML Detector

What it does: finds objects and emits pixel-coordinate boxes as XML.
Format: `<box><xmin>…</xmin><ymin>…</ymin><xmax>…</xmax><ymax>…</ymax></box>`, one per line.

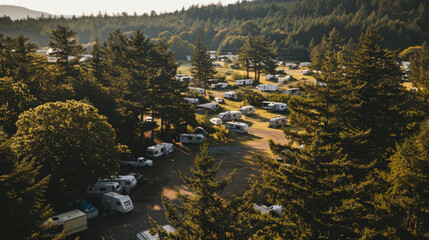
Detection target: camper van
<box><xmin>102</xmin><ymin>192</ymin><xmax>134</xmax><ymax>214</ymax></box>
<box><xmin>179</xmin><ymin>134</ymin><xmax>205</xmax><ymax>144</ymax></box>
<box><xmin>136</xmin><ymin>225</ymin><xmax>176</xmax><ymax>240</ymax></box>
<box><xmin>87</xmin><ymin>181</ymin><xmax>122</xmax><ymax>197</ymax></box>
<box><xmin>99</xmin><ymin>175</ymin><xmax>138</xmax><ymax>193</ymax></box>
<box><xmin>284</xmin><ymin>88</ymin><xmax>300</xmax><ymax>95</ymax></box>
<box><xmin>210</xmin><ymin>82</ymin><xmax>228</xmax><ymax>89</ymax></box>
<box><xmin>218</xmin><ymin>111</ymin><xmax>243</xmax><ymax>121</ymax></box>
<box><xmin>146</xmin><ymin>143</ymin><xmax>174</xmax><ymax>157</ymax></box>
<box><xmin>184</xmin><ymin>98</ymin><xmax>199</xmax><ymax>104</ymax></box>
<box><xmin>225</xmin><ymin>122</ymin><xmax>249</xmax><ymax>133</ymax></box>
<box><xmin>239</xmin><ymin>105</ymin><xmax>255</xmax><ymax>115</ymax></box>
<box><xmin>224</xmin><ymin>91</ymin><xmax>238</xmax><ymax>100</ymax></box>
<box><xmin>235</xmin><ymin>79</ymin><xmax>253</xmax><ymax>86</ymax></box>
<box><xmin>210</xmin><ymin>117</ymin><xmax>223</xmax><ymax>126</ymax></box>
<box><xmin>47</xmin><ymin>210</ymin><xmax>88</xmax><ymax>237</ymax></box>
<box><xmin>269</xmin><ymin>116</ymin><xmax>288</xmax><ymax>128</ymax></box>
<box><xmin>188</xmin><ymin>87</ymin><xmax>205</xmax><ymax>95</ymax></box>
<box><xmin>256</xmin><ymin>84</ymin><xmax>279</xmax><ymax>92</ymax></box>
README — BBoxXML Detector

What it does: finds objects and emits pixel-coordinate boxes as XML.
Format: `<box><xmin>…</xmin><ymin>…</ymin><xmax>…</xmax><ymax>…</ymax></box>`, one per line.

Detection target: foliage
<box><xmin>168</xmin><ymin>35</ymin><xmax>194</xmax><ymax>60</ymax></box>
<box><xmin>190</xmin><ymin>34</ymin><xmax>217</xmax><ymax>96</ymax></box>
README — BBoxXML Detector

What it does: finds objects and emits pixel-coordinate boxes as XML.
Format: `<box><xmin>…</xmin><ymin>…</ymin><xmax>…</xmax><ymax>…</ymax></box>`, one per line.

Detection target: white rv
<box><xmin>269</xmin><ymin>116</ymin><xmax>288</xmax><ymax>128</ymax></box>
<box><xmin>225</xmin><ymin>122</ymin><xmax>249</xmax><ymax>133</ymax></box>
<box><xmin>235</xmin><ymin>79</ymin><xmax>253</xmax><ymax>86</ymax></box>
<box><xmin>196</xmin><ymin>102</ymin><xmax>219</xmax><ymax>110</ymax></box>
<box><xmin>136</xmin><ymin>225</ymin><xmax>176</xmax><ymax>240</ymax></box>
<box><xmin>179</xmin><ymin>133</ymin><xmax>205</xmax><ymax>144</ymax></box>
<box><xmin>184</xmin><ymin>98</ymin><xmax>199</xmax><ymax>104</ymax></box>
<box><xmin>284</xmin><ymin>88</ymin><xmax>300</xmax><ymax>95</ymax></box>
<box><xmin>147</xmin><ymin>143</ymin><xmax>174</xmax><ymax>157</ymax></box>
<box><xmin>102</xmin><ymin>192</ymin><xmax>134</xmax><ymax>214</ymax></box>
<box><xmin>87</xmin><ymin>181</ymin><xmax>122</xmax><ymax>196</ymax></box>
<box><xmin>262</xmin><ymin>101</ymin><xmax>288</xmax><ymax>111</ymax></box>
<box><xmin>302</xmin><ymin>70</ymin><xmax>311</xmax><ymax>75</ymax></box>
<box><xmin>224</xmin><ymin>91</ymin><xmax>238</xmax><ymax>100</ymax></box>
<box><xmin>218</xmin><ymin>111</ymin><xmax>243</xmax><ymax>121</ymax></box>
<box><xmin>256</xmin><ymin>84</ymin><xmax>279</xmax><ymax>92</ymax></box>
<box><xmin>300</xmin><ymin>62</ymin><xmax>311</xmax><ymax>67</ymax></box>
<box><xmin>239</xmin><ymin>105</ymin><xmax>255</xmax><ymax>115</ymax></box>
<box><xmin>265</xmin><ymin>74</ymin><xmax>277</xmax><ymax>81</ymax></box>
<box><xmin>210</xmin><ymin>117</ymin><xmax>223</xmax><ymax>126</ymax></box>
<box><xmin>179</xmin><ymin>76</ymin><xmax>193</xmax><ymax>82</ymax></box>
<box><xmin>210</xmin><ymin>82</ymin><xmax>228</xmax><ymax>89</ymax></box>
<box><xmin>47</xmin><ymin>210</ymin><xmax>88</xmax><ymax>237</ymax></box>
<box><xmin>98</xmin><ymin>175</ymin><xmax>138</xmax><ymax>193</ymax></box>
<box><xmin>188</xmin><ymin>87</ymin><xmax>205</xmax><ymax>95</ymax></box>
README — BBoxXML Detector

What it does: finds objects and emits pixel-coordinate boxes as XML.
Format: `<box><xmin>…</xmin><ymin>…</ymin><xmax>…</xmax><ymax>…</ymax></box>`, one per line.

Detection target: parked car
<box><xmin>120</xmin><ymin>157</ymin><xmax>153</xmax><ymax>167</ymax></box>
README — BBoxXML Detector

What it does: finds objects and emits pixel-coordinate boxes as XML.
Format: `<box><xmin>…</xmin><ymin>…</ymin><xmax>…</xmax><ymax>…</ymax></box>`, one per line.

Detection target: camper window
<box><xmin>124</xmin><ymin>200</ymin><xmax>131</xmax><ymax>206</ymax></box>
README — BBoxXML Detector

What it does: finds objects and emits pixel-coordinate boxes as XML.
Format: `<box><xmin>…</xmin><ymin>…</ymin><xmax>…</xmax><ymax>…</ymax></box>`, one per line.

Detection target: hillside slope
<box><xmin>0</xmin><ymin>5</ymin><xmax>54</xmax><ymax>20</ymax></box>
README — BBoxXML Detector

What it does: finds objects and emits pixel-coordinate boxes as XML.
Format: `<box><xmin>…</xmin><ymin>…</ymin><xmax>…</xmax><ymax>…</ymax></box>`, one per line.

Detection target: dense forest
<box><xmin>0</xmin><ymin>0</ymin><xmax>428</xmax><ymax>60</ymax></box>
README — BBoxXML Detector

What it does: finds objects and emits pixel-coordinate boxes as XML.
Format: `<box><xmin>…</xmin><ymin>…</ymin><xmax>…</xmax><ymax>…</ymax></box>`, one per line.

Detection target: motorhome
<box><xmin>102</xmin><ymin>192</ymin><xmax>134</xmax><ymax>214</ymax></box>
<box><xmin>210</xmin><ymin>117</ymin><xmax>223</xmax><ymax>126</ymax></box>
<box><xmin>47</xmin><ymin>210</ymin><xmax>88</xmax><ymax>237</ymax></box>
<box><xmin>99</xmin><ymin>175</ymin><xmax>138</xmax><ymax>193</ymax></box>
<box><xmin>256</xmin><ymin>84</ymin><xmax>279</xmax><ymax>92</ymax></box>
<box><xmin>235</xmin><ymin>79</ymin><xmax>253</xmax><ymax>86</ymax></box>
<box><xmin>136</xmin><ymin>225</ymin><xmax>175</xmax><ymax>240</ymax></box>
<box><xmin>269</xmin><ymin>116</ymin><xmax>288</xmax><ymax>128</ymax></box>
<box><xmin>188</xmin><ymin>87</ymin><xmax>205</xmax><ymax>95</ymax></box>
<box><xmin>218</xmin><ymin>111</ymin><xmax>243</xmax><ymax>121</ymax></box>
<box><xmin>224</xmin><ymin>91</ymin><xmax>238</xmax><ymax>100</ymax></box>
<box><xmin>184</xmin><ymin>98</ymin><xmax>199</xmax><ymax>104</ymax></box>
<box><xmin>87</xmin><ymin>181</ymin><xmax>122</xmax><ymax>197</ymax></box>
<box><xmin>196</xmin><ymin>102</ymin><xmax>219</xmax><ymax>110</ymax></box>
<box><xmin>210</xmin><ymin>82</ymin><xmax>228</xmax><ymax>89</ymax></box>
<box><xmin>179</xmin><ymin>133</ymin><xmax>205</xmax><ymax>144</ymax></box>
<box><xmin>225</xmin><ymin>122</ymin><xmax>249</xmax><ymax>133</ymax></box>
<box><xmin>146</xmin><ymin>143</ymin><xmax>174</xmax><ymax>157</ymax></box>
<box><xmin>284</xmin><ymin>88</ymin><xmax>300</xmax><ymax>95</ymax></box>
<box><xmin>239</xmin><ymin>105</ymin><xmax>255</xmax><ymax>115</ymax></box>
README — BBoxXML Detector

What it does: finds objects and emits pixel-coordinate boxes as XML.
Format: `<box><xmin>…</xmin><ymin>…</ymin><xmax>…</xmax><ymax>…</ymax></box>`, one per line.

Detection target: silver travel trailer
<box><xmin>47</xmin><ymin>210</ymin><xmax>88</xmax><ymax>237</ymax></box>
<box><xmin>302</xmin><ymin>70</ymin><xmax>311</xmax><ymax>75</ymax></box>
<box><xmin>98</xmin><ymin>175</ymin><xmax>139</xmax><ymax>193</ymax></box>
<box><xmin>269</xmin><ymin>116</ymin><xmax>288</xmax><ymax>128</ymax></box>
<box><xmin>196</xmin><ymin>102</ymin><xmax>219</xmax><ymax>110</ymax></box>
<box><xmin>235</xmin><ymin>79</ymin><xmax>253</xmax><ymax>86</ymax></box>
<box><xmin>184</xmin><ymin>98</ymin><xmax>199</xmax><ymax>104</ymax></box>
<box><xmin>218</xmin><ymin>111</ymin><xmax>243</xmax><ymax>121</ymax></box>
<box><xmin>179</xmin><ymin>133</ymin><xmax>205</xmax><ymax>144</ymax></box>
<box><xmin>146</xmin><ymin>143</ymin><xmax>174</xmax><ymax>157</ymax></box>
<box><xmin>210</xmin><ymin>82</ymin><xmax>229</xmax><ymax>89</ymax></box>
<box><xmin>179</xmin><ymin>76</ymin><xmax>193</xmax><ymax>82</ymax></box>
<box><xmin>225</xmin><ymin>122</ymin><xmax>249</xmax><ymax>133</ymax></box>
<box><xmin>262</xmin><ymin>101</ymin><xmax>288</xmax><ymax>111</ymax></box>
<box><xmin>239</xmin><ymin>105</ymin><xmax>255</xmax><ymax>115</ymax></box>
<box><xmin>224</xmin><ymin>91</ymin><xmax>238</xmax><ymax>100</ymax></box>
<box><xmin>102</xmin><ymin>192</ymin><xmax>134</xmax><ymax>214</ymax></box>
<box><xmin>87</xmin><ymin>181</ymin><xmax>122</xmax><ymax>197</ymax></box>
<box><xmin>256</xmin><ymin>84</ymin><xmax>279</xmax><ymax>92</ymax></box>
<box><xmin>188</xmin><ymin>87</ymin><xmax>205</xmax><ymax>95</ymax></box>
<box><xmin>284</xmin><ymin>88</ymin><xmax>300</xmax><ymax>95</ymax></box>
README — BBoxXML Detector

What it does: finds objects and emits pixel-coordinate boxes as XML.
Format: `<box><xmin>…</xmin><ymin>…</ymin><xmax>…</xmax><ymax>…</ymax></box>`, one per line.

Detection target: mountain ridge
<box><xmin>0</xmin><ymin>5</ymin><xmax>58</xmax><ymax>20</ymax></box>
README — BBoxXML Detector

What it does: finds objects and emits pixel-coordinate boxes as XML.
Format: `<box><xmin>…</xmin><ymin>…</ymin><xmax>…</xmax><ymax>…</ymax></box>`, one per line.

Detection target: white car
<box><xmin>214</xmin><ymin>97</ymin><xmax>223</xmax><ymax>103</ymax></box>
<box><xmin>210</xmin><ymin>118</ymin><xmax>222</xmax><ymax>126</ymax></box>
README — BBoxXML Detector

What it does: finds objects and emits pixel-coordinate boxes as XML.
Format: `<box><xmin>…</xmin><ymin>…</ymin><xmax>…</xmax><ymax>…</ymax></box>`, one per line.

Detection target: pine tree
<box><xmin>190</xmin><ymin>33</ymin><xmax>217</xmax><ymax>96</ymax></box>
<box><xmin>154</xmin><ymin>143</ymin><xmax>236</xmax><ymax>239</ymax></box>
<box><xmin>247</xmin><ymin>35</ymin><xmax>276</xmax><ymax>84</ymax></box>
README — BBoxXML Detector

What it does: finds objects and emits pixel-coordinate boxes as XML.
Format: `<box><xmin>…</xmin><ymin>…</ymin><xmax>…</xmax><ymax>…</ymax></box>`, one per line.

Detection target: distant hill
<box><xmin>0</xmin><ymin>5</ymin><xmax>54</xmax><ymax>20</ymax></box>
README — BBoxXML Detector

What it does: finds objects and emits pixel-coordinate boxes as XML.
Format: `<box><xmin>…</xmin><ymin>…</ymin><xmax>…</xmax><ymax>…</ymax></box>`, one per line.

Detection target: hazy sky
<box><xmin>0</xmin><ymin>0</ymin><xmax>240</xmax><ymax>16</ymax></box>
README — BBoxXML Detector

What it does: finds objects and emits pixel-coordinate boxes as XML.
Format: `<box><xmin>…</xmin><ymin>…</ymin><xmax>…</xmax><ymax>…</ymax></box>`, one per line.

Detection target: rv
<box><xmin>224</xmin><ymin>91</ymin><xmax>238</xmax><ymax>100</ymax></box>
<box><xmin>265</xmin><ymin>75</ymin><xmax>277</xmax><ymax>81</ymax></box>
<box><xmin>239</xmin><ymin>105</ymin><xmax>255</xmax><ymax>115</ymax></box>
<box><xmin>47</xmin><ymin>210</ymin><xmax>88</xmax><ymax>237</ymax></box>
<box><xmin>299</xmin><ymin>62</ymin><xmax>311</xmax><ymax>67</ymax></box>
<box><xmin>210</xmin><ymin>117</ymin><xmax>223</xmax><ymax>126</ymax></box>
<box><xmin>136</xmin><ymin>225</ymin><xmax>175</xmax><ymax>240</ymax></box>
<box><xmin>256</xmin><ymin>84</ymin><xmax>279</xmax><ymax>92</ymax></box>
<box><xmin>175</xmin><ymin>74</ymin><xmax>185</xmax><ymax>80</ymax></box>
<box><xmin>210</xmin><ymin>82</ymin><xmax>228</xmax><ymax>89</ymax></box>
<box><xmin>184</xmin><ymin>98</ymin><xmax>199</xmax><ymax>104</ymax></box>
<box><xmin>99</xmin><ymin>175</ymin><xmax>138</xmax><ymax>193</ymax></box>
<box><xmin>87</xmin><ymin>181</ymin><xmax>122</xmax><ymax>197</ymax></box>
<box><xmin>225</xmin><ymin>122</ymin><xmax>249</xmax><ymax>133</ymax></box>
<box><xmin>302</xmin><ymin>70</ymin><xmax>311</xmax><ymax>75</ymax></box>
<box><xmin>179</xmin><ymin>76</ymin><xmax>193</xmax><ymax>82</ymax></box>
<box><xmin>235</xmin><ymin>79</ymin><xmax>253</xmax><ymax>86</ymax></box>
<box><xmin>102</xmin><ymin>192</ymin><xmax>134</xmax><ymax>214</ymax></box>
<box><xmin>196</xmin><ymin>102</ymin><xmax>219</xmax><ymax>110</ymax></box>
<box><xmin>284</xmin><ymin>88</ymin><xmax>300</xmax><ymax>95</ymax></box>
<box><xmin>188</xmin><ymin>87</ymin><xmax>205</xmax><ymax>95</ymax></box>
<box><xmin>218</xmin><ymin>111</ymin><xmax>243</xmax><ymax>121</ymax></box>
<box><xmin>179</xmin><ymin>134</ymin><xmax>205</xmax><ymax>144</ymax></box>
<box><xmin>146</xmin><ymin>143</ymin><xmax>174</xmax><ymax>157</ymax></box>
<box><xmin>262</xmin><ymin>101</ymin><xmax>288</xmax><ymax>111</ymax></box>
<box><xmin>269</xmin><ymin>116</ymin><xmax>288</xmax><ymax>128</ymax></box>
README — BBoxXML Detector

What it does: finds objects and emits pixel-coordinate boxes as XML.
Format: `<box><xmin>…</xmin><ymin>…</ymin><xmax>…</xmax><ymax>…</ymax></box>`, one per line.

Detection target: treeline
<box><xmin>0</xmin><ymin>26</ymin><xmax>195</xmax><ymax>239</ymax></box>
<box><xmin>0</xmin><ymin>0</ymin><xmax>427</xmax><ymax>60</ymax></box>
<box><xmin>149</xmin><ymin>30</ymin><xmax>429</xmax><ymax>239</ymax></box>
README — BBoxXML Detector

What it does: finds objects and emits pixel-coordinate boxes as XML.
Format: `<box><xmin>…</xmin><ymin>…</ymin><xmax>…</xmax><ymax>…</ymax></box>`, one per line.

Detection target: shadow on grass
<box><xmin>245</xmin><ymin>113</ymin><xmax>270</xmax><ymax>122</ymax></box>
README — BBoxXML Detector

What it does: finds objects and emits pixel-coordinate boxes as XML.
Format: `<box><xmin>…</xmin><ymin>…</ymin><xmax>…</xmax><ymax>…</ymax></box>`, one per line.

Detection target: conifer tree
<box><xmin>154</xmin><ymin>143</ymin><xmax>236</xmax><ymax>239</ymax></box>
<box><xmin>190</xmin><ymin>33</ymin><xmax>217</xmax><ymax>96</ymax></box>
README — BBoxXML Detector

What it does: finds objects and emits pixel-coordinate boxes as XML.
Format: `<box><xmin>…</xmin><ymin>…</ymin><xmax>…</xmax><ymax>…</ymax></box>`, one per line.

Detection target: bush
<box><xmin>244</xmin><ymin>90</ymin><xmax>265</xmax><ymax>107</ymax></box>
<box><xmin>215</xmin><ymin>126</ymin><xmax>228</xmax><ymax>144</ymax></box>
<box><xmin>231</xmin><ymin>71</ymin><xmax>246</xmax><ymax>80</ymax></box>
<box><xmin>266</xmin><ymin>93</ymin><xmax>290</xmax><ymax>103</ymax></box>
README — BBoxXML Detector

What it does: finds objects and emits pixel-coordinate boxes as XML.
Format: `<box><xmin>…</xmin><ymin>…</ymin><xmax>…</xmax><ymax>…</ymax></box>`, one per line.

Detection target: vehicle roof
<box><xmin>226</xmin><ymin>121</ymin><xmax>248</xmax><ymax>126</ymax></box>
<box><xmin>103</xmin><ymin>191</ymin><xmax>129</xmax><ymax>199</ymax></box>
<box><xmin>49</xmin><ymin>210</ymin><xmax>86</xmax><ymax>222</ymax></box>
<box><xmin>240</xmin><ymin>105</ymin><xmax>254</xmax><ymax>109</ymax></box>
<box><xmin>180</xmin><ymin>133</ymin><xmax>204</xmax><ymax>137</ymax></box>
<box><xmin>93</xmin><ymin>181</ymin><xmax>120</xmax><ymax>187</ymax></box>
<box><xmin>137</xmin><ymin>225</ymin><xmax>175</xmax><ymax>240</ymax></box>
<box><xmin>148</xmin><ymin>143</ymin><xmax>173</xmax><ymax>149</ymax></box>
